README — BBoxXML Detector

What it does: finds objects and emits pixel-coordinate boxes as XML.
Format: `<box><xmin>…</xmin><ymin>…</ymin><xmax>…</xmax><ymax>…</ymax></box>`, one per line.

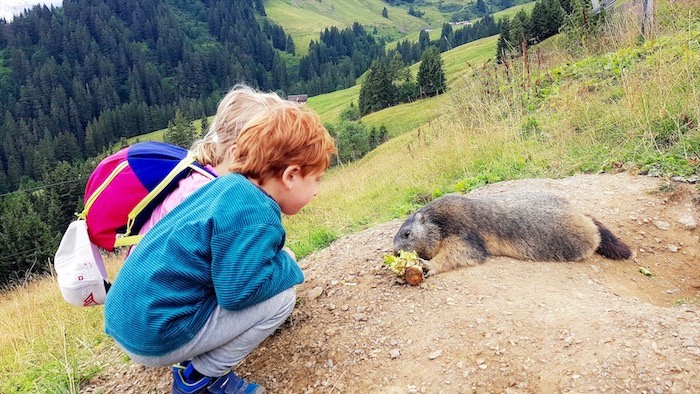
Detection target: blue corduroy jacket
<box><xmin>104</xmin><ymin>174</ymin><xmax>304</xmax><ymax>356</ymax></box>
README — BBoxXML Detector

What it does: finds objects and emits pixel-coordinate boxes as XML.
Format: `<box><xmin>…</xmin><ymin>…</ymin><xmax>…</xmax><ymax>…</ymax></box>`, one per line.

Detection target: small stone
<box><xmin>654</xmin><ymin>220</ymin><xmax>670</xmax><ymax>230</ymax></box>
<box><xmin>428</xmin><ymin>349</ymin><xmax>443</xmax><ymax>360</ymax></box>
<box><xmin>678</xmin><ymin>214</ymin><xmax>697</xmax><ymax>230</ymax></box>
<box><xmin>668</xmin><ymin>244</ymin><xmax>678</xmax><ymax>253</ymax></box>
<box><xmin>390</xmin><ymin>349</ymin><xmax>401</xmax><ymax>359</ymax></box>
<box><xmin>307</xmin><ymin>286</ymin><xmax>323</xmax><ymax>300</ymax></box>
<box><xmin>591</xmin><ymin>265</ymin><xmax>600</xmax><ymax>273</ymax></box>
<box><xmin>353</xmin><ymin>313</ymin><xmax>367</xmax><ymax>321</ymax></box>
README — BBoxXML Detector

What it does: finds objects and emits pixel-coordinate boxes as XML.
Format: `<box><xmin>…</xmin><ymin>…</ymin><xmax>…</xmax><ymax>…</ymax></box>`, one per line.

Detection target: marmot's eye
<box><xmin>403</xmin><ymin>230</ymin><xmax>410</xmax><ymax>238</ymax></box>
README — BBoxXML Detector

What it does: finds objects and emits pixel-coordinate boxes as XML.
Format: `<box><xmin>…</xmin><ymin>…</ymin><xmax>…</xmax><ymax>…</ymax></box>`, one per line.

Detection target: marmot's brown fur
<box><xmin>393</xmin><ymin>191</ymin><xmax>631</xmax><ymax>274</ymax></box>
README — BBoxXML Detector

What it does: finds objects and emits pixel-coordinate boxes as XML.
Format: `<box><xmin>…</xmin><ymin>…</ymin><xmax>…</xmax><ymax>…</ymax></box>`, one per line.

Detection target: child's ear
<box><xmin>282</xmin><ymin>165</ymin><xmax>301</xmax><ymax>189</ymax></box>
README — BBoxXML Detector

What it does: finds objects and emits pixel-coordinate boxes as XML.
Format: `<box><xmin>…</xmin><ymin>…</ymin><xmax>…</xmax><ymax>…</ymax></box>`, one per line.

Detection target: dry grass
<box><xmin>0</xmin><ymin>257</ymin><xmax>124</xmax><ymax>392</ymax></box>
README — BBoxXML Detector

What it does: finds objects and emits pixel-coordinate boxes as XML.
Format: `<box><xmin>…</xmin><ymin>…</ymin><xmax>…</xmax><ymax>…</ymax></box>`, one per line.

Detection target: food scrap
<box><xmin>383</xmin><ymin>250</ymin><xmax>425</xmax><ymax>285</ymax></box>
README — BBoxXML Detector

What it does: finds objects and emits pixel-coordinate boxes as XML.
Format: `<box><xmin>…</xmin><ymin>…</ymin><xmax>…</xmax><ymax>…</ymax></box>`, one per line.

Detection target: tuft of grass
<box><xmin>673</xmin><ymin>297</ymin><xmax>698</xmax><ymax>306</ymax></box>
<box><xmin>0</xmin><ymin>262</ymin><xmax>125</xmax><ymax>392</ymax></box>
<box><xmin>287</xmin><ymin>226</ymin><xmax>339</xmax><ymax>260</ymax></box>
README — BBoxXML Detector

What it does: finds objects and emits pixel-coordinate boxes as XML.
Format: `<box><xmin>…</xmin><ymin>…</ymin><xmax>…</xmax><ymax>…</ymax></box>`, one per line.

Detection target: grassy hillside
<box><xmin>307</xmin><ymin>34</ymin><xmax>498</xmax><ymax>130</ymax></box>
<box><xmin>264</xmin><ymin>0</ymin><xmax>429</xmax><ymax>55</ymax></box>
<box><xmin>265</xmin><ymin>0</ymin><xmax>536</xmax><ymax>55</ymax></box>
<box><xmin>385</xmin><ymin>1</ymin><xmax>536</xmax><ymax>50</ymax></box>
<box><xmin>286</xmin><ymin>12</ymin><xmax>700</xmax><ymax>255</ymax></box>
<box><xmin>2</xmin><ymin>1</ymin><xmax>699</xmax><ymax>392</ymax></box>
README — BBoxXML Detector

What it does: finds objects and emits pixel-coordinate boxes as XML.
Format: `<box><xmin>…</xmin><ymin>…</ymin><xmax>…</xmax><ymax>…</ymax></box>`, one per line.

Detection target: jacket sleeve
<box><xmin>210</xmin><ymin>224</ymin><xmax>304</xmax><ymax>311</ymax></box>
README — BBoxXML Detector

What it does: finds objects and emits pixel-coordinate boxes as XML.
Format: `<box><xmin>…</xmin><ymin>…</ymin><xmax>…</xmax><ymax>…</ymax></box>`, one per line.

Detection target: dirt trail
<box><xmin>83</xmin><ymin>173</ymin><xmax>700</xmax><ymax>393</ymax></box>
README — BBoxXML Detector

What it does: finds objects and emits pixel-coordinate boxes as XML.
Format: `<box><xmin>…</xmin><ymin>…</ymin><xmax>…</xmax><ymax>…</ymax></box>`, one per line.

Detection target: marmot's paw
<box><xmin>419</xmin><ymin>258</ymin><xmax>437</xmax><ymax>276</ymax></box>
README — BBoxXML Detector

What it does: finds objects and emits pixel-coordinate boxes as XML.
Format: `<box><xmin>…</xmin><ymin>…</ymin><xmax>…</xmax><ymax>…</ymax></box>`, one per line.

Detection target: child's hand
<box><xmin>282</xmin><ymin>246</ymin><xmax>296</xmax><ymax>261</ymax></box>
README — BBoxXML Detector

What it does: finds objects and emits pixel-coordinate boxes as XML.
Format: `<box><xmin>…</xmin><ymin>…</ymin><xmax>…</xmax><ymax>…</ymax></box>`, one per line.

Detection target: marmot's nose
<box><xmin>393</xmin><ymin>249</ymin><xmax>400</xmax><ymax>256</ymax></box>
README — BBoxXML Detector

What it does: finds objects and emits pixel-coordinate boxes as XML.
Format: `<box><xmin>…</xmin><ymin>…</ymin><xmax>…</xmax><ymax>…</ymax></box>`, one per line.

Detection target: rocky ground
<box><xmin>82</xmin><ymin>173</ymin><xmax>699</xmax><ymax>393</ymax></box>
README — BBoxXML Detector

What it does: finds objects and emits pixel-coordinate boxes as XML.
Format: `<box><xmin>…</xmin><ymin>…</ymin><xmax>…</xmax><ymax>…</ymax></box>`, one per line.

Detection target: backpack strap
<box><xmin>113</xmin><ymin>154</ymin><xmax>217</xmax><ymax>248</ymax></box>
<box><xmin>78</xmin><ymin>160</ymin><xmax>130</xmax><ymax>220</ymax></box>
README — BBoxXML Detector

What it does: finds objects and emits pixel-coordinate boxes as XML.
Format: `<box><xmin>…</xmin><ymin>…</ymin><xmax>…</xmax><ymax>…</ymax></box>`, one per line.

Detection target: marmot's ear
<box><xmin>416</xmin><ymin>212</ymin><xmax>425</xmax><ymax>224</ymax></box>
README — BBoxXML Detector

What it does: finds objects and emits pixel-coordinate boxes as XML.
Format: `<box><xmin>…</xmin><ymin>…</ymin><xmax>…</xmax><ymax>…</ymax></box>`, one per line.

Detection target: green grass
<box><xmin>385</xmin><ymin>2</ymin><xmax>536</xmax><ymax>50</ymax></box>
<box><xmin>0</xmin><ymin>278</ymin><xmax>121</xmax><ymax>392</ymax></box>
<box><xmin>306</xmin><ymin>85</ymin><xmax>362</xmax><ymax>124</ymax></box>
<box><xmin>264</xmin><ymin>0</ymin><xmax>429</xmax><ymax>55</ymax></box>
<box><xmin>266</xmin><ymin>0</ymin><xmax>535</xmax><ymax>55</ymax></box>
<box><xmin>126</xmin><ymin>118</ymin><xmax>207</xmax><ymax>145</ymax></box>
<box><xmin>492</xmin><ymin>1</ymin><xmax>536</xmax><ymax>21</ymax></box>
<box><xmin>309</xmin><ymin>35</ymin><xmax>499</xmax><ymax>125</ymax></box>
<box><xmin>673</xmin><ymin>297</ymin><xmax>699</xmax><ymax>306</ymax></box>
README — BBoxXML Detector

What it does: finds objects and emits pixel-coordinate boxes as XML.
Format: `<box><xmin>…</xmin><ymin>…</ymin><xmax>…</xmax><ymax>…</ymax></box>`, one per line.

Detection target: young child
<box><xmin>136</xmin><ymin>84</ymin><xmax>285</xmax><ymax>237</ymax></box>
<box><xmin>104</xmin><ymin>98</ymin><xmax>337</xmax><ymax>394</ymax></box>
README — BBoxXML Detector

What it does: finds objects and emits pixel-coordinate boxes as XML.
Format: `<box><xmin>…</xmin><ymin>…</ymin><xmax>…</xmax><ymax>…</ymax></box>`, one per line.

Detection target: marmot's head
<box><xmin>393</xmin><ymin>210</ymin><xmax>441</xmax><ymax>260</ymax></box>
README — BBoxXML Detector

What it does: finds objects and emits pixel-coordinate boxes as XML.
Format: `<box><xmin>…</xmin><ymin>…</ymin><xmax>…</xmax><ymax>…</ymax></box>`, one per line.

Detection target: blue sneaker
<box><xmin>207</xmin><ymin>371</ymin><xmax>266</xmax><ymax>394</ymax></box>
<box><xmin>173</xmin><ymin>361</ymin><xmax>211</xmax><ymax>394</ymax></box>
<box><xmin>172</xmin><ymin>361</ymin><xmax>265</xmax><ymax>394</ymax></box>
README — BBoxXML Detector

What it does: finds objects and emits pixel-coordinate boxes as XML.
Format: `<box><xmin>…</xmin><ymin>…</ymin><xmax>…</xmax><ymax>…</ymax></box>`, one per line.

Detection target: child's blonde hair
<box><xmin>191</xmin><ymin>84</ymin><xmax>285</xmax><ymax>166</ymax></box>
<box><xmin>230</xmin><ymin>101</ymin><xmax>337</xmax><ymax>183</ymax></box>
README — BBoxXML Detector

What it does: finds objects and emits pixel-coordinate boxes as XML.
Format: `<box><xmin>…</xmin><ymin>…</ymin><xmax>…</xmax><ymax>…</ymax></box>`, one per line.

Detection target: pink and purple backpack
<box><xmin>54</xmin><ymin>141</ymin><xmax>216</xmax><ymax>306</ymax></box>
<box><xmin>82</xmin><ymin>141</ymin><xmax>216</xmax><ymax>251</ymax></box>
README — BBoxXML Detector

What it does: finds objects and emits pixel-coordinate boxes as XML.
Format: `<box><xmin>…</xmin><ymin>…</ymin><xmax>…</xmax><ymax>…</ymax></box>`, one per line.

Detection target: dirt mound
<box><xmin>82</xmin><ymin>173</ymin><xmax>700</xmax><ymax>393</ymax></box>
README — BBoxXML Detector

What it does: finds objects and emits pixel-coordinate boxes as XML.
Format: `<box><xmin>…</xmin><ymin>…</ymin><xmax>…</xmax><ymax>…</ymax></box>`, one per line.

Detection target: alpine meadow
<box><xmin>1</xmin><ymin>0</ymin><xmax>699</xmax><ymax>392</ymax></box>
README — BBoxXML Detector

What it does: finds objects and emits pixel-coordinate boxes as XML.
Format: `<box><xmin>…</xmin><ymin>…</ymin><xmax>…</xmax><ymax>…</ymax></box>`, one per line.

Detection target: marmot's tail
<box><xmin>592</xmin><ymin>218</ymin><xmax>632</xmax><ymax>260</ymax></box>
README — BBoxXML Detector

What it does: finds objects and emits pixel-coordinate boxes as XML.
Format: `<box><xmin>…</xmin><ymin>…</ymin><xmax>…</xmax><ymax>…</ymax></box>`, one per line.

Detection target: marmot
<box><xmin>393</xmin><ymin>191</ymin><xmax>631</xmax><ymax>274</ymax></box>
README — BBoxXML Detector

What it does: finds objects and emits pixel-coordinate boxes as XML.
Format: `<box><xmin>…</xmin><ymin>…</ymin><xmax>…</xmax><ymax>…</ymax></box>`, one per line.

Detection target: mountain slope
<box><xmin>264</xmin><ymin>0</ymin><xmax>429</xmax><ymax>54</ymax></box>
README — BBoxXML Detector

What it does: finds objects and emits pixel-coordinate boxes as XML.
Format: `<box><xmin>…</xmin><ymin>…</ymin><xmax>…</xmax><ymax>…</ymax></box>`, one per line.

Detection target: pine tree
<box><xmin>382</xmin><ymin>7</ymin><xmax>388</xmax><ymax>18</ymax></box>
<box><xmin>336</xmin><ymin>121</ymin><xmax>370</xmax><ymax>162</ymax></box>
<box><xmin>476</xmin><ymin>0</ymin><xmax>488</xmax><ymax>15</ymax></box>
<box><xmin>544</xmin><ymin>0</ymin><xmax>566</xmax><ymax>38</ymax></box>
<box><xmin>417</xmin><ymin>46</ymin><xmax>446</xmax><ymax>97</ymax></box>
<box><xmin>509</xmin><ymin>10</ymin><xmax>529</xmax><ymax>53</ymax></box>
<box><xmin>200</xmin><ymin>115</ymin><xmax>210</xmax><ymax>136</ymax></box>
<box><xmin>378</xmin><ymin>125</ymin><xmax>388</xmax><ymax>143</ymax></box>
<box><xmin>368</xmin><ymin>127</ymin><xmax>378</xmax><ymax>149</ymax></box>
<box><xmin>440</xmin><ymin>23</ymin><xmax>454</xmax><ymax>51</ymax></box>
<box><xmin>530</xmin><ymin>0</ymin><xmax>548</xmax><ymax>42</ymax></box>
<box><xmin>358</xmin><ymin>60</ymin><xmax>397</xmax><ymax>116</ymax></box>
<box><xmin>418</xmin><ymin>30</ymin><xmax>430</xmax><ymax>52</ymax></box>
<box><xmin>496</xmin><ymin>17</ymin><xmax>512</xmax><ymax>63</ymax></box>
<box><xmin>164</xmin><ymin>110</ymin><xmax>195</xmax><ymax>148</ymax></box>
<box><xmin>286</xmin><ymin>34</ymin><xmax>296</xmax><ymax>55</ymax></box>
<box><xmin>340</xmin><ymin>102</ymin><xmax>361</xmax><ymax>122</ymax></box>
<box><xmin>0</xmin><ymin>193</ymin><xmax>54</xmax><ymax>284</ymax></box>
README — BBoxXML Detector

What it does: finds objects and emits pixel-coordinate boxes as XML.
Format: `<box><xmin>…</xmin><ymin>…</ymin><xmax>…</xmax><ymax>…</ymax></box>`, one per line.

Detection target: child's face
<box><xmin>279</xmin><ymin>170</ymin><xmax>324</xmax><ymax>215</ymax></box>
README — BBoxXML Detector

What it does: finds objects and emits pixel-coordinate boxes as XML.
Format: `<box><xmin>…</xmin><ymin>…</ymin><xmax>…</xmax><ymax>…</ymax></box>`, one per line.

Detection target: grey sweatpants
<box><xmin>122</xmin><ymin>288</ymin><xmax>296</xmax><ymax>377</ymax></box>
